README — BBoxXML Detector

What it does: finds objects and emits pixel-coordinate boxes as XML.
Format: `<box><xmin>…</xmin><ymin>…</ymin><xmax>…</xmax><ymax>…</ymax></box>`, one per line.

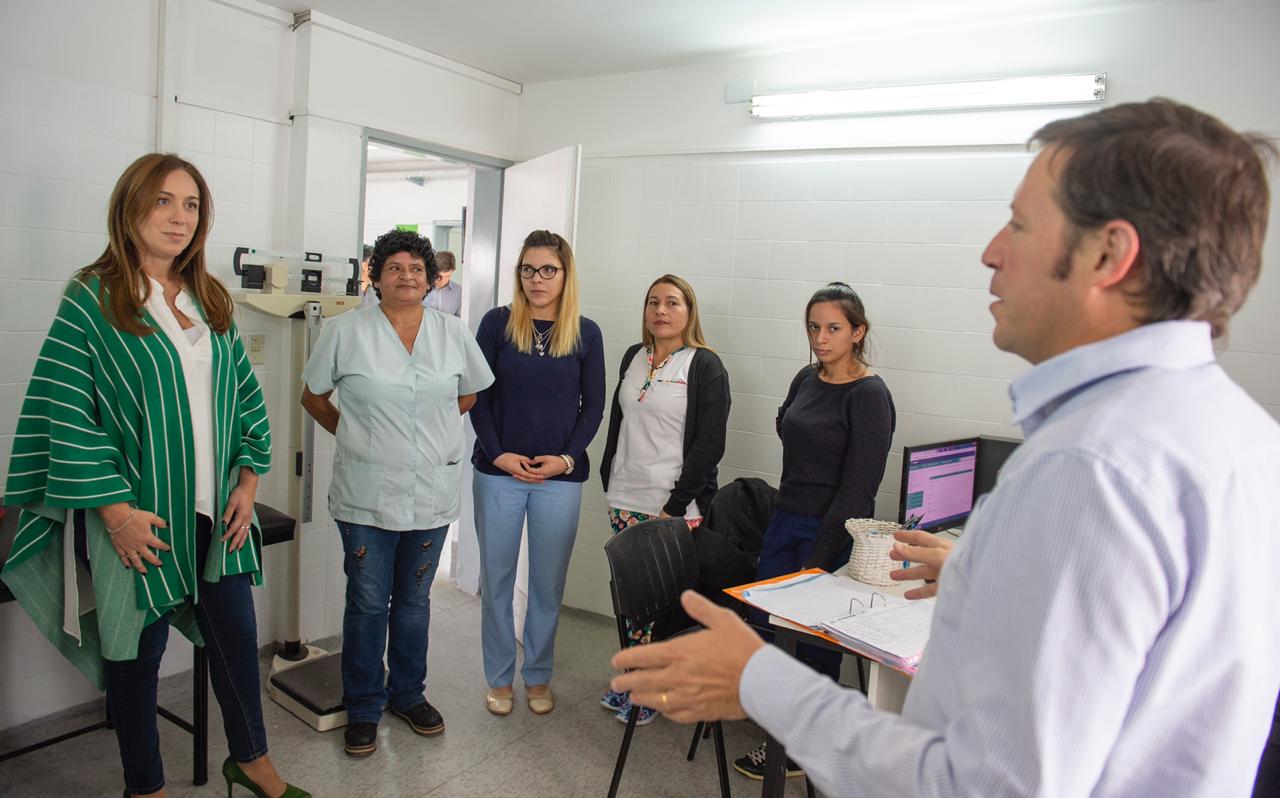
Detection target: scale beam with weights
<box><xmin>232</xmin><ymin>246</ymin><xmax>360</xmax><ymax>731</ymax></box>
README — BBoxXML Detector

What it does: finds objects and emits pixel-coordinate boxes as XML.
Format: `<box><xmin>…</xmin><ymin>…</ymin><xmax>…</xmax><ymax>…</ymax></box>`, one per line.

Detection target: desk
<box><xmin>0</xmin><ymin>503</ymin><xmax>296</xmax><ymax>786</ymax></box>
<box><xmin>739</xmin><ymin>573</ymin><xmax>927</xmax><ymax>798</ymax></box>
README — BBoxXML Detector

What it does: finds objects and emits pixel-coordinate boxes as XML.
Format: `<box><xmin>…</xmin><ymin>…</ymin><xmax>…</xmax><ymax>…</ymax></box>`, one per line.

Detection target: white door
<box><xmin>453</xmin><ymin>146</ymin><xmax>581</xmax><ymax>650</ymax></box>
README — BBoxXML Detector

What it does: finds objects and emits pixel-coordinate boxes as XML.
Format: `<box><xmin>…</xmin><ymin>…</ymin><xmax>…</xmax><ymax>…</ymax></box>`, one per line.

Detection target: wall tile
<box><xmin>21</xmin><ymin>124</ymin><xmax>77</xmax><ymax>181</ymax></box>
<box><xmin>21</xmin><ymin>73</ymin><xmax>76</xmax><ymax>130</ymax></box>
<box><xmin>736</xmin><ymin>202</ymin><xmax>772</xmax><ymax>240</ymax></box>
<box><xmin>75</xmin><ymin>86</ymin><xmax>129</xmax><ymax>139</ymax></box>
<box><xmin>126</xmin><ymin>94</ymin><xmax>156</xmax><ymax>144</ymax></box>
<box><xmin>695</xmin><ymin>238</ymin><xmax>734</xmax><ymax>278</ymax></box>
<box><xmin>727</xmin><ymin>315</ymin><xmax>764</xmax><ymax>356</ymax></box>
<box><xmin>74</xmin><ymin>132</ymin><xmax>129</xmax><ymax>187</ymax></box>
<box><xmin>20</xmin><ymin>176</ymin><xmax>77</xmax><ymax>231</ymax></box>
<box><xmin>846</xmin><ymin>201</ymin><xmax>887</xmax><ymax>242</ymax></box>
<box><xmin>669</xmin><ymin>201</ymin><xmax>702</xmax><ymax>239</ymax></box>
<box><xmin>771</xmin><ymin>201</ymin><xmax>809</xmax><ymax>241</ymax></box>
<box><xmin>672</xmin><ymin>165</ymin><xmax>705</xmax><ymax>202</ymax></box>
<box><xmin>767</xmin><ymin>241</ymin><xmax>805</xmax><ymax>281</ymax></box>
<box><xmin>738</xmin><ymin>163</ymin><xmax>774</xmax><ymax>201</ymax></box>
<box><xmin>0</xmin><ymin>118</ymin><xmax>19</xmax><ymax>175</ymax></box>
<box><xmin>214</xmin><ymin>112</ymin><xmax>255</xmax><ymax>161</ymax></box>
<box><xmin>252</xmin><ymin>119</ymin><xmax>286</xmax><ymax>165</ymax></box>
<box><xmin>804</xmin><ymin>241</ymin><xmax>844</xmax><ymax>283</ymax></box>
<box><xmin>704</xmin><ymin>164</ymin><xmax>739</xmax><ymax>201</ymax></box>
<box><xmin>773</xmin><ymin>162</ymin><xmax>811</xmax><ymax>201</ymax></box>
<box><xmin>641</xmin><ymin>164</ymin><xmax>676</xmax><ymax>201</ymax></box>
<box><xmin>701</xmin><ymin>201</ymin><xmax>737</xmax><ymax>239</ymax></box>
<box><xmin>174</xmin><ymin>103</ymin><xmax>215</xmax><ymax>155</ymax></box>
<box><xmin>807</xmin><ymin>201</ymin><xmax>846</xmax><ymax>241</ymax></box>
<box><xmin>810</xmin><ymin>161</ymin><xmax>852</xmax><ymax>201</ymax></box>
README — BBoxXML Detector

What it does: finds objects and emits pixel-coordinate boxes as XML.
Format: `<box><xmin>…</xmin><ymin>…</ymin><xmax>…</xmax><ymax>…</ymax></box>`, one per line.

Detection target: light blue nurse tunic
<box><xmin>302</xmin><ymin>305</ymin><xmax>494</xmax><ymax>531</ymax></box>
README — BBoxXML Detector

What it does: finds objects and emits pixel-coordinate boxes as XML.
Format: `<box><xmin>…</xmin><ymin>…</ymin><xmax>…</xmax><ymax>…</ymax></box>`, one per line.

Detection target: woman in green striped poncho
<box><xmin>2</xmin><ymin>154</ymin><xmax>307</xmax><ymax>798</ymax></box>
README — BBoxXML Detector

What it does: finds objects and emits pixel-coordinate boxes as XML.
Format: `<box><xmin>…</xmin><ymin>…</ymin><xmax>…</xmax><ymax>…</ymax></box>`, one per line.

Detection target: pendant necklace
<box><xmin>532</xmin><ymin>322</ymin><xmax>554</xmax><ymax>357</ymax></box>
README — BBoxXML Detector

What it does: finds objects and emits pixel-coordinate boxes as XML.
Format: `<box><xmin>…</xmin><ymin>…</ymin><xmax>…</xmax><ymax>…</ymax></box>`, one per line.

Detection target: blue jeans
<box><xmin>755</xmin><ymin>509</ymin><xmax>852</xmax><ymax>680</ymax></box>
<box><xmin>337</xmin><ymin>521</ymin><xmax>448</xmax><ymax>725</ymax></box>
<box><xmin>473</xmin><ymin>472</ymin><xmax>582</xmax><ymax>688</ymax></box>
<box><xmin>98</xmin><ymin>514</ymin><xmax>267</xmax><ymax>796</ymax></box>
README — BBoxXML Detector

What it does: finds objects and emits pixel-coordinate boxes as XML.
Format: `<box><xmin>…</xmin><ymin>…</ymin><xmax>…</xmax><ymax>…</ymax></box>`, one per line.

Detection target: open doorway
<box><xmin>358</xmin><ymin>134</ymin><xmax>509</xmax><ymax>586</ymax></box>
<box><xmin>361</xmin><ymin>141</ymin><xmax>469</xmax><ymax>318</ymax></box>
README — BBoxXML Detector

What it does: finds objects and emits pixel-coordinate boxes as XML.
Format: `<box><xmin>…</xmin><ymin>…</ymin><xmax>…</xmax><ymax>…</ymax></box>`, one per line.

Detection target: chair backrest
<box><xmin>603</xmin><ymin>518</ymin><xmax>698</xmax><ymax>633</ymax></box>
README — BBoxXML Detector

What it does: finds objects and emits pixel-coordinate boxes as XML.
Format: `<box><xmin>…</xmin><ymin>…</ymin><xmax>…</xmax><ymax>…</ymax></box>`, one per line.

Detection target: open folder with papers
<box><xmin>725</xmin><ymin>569</ymin><xmax>935</xmax><ymax>675</ymax></box>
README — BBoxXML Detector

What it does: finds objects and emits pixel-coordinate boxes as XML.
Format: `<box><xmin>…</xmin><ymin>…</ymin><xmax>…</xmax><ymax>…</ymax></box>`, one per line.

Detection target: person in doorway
<box><xmin>300</xmin><ymin>228</ymin><xmax>493</xmax><ymax>758</ymax></box>
<box><xmin>358</xmin><ymin>243</ymin><xmax>374</xmax><ymax>296</ymax></box>
<box><xmin>597</xmin><ymin>274</ymin><xmax>731</xmax><ymax>725</ymax></box>
<box><xmin>426</xmin><ymin>250</ymin><xmax>462</xmax><ymax>317</ymax></box>
<box><xmin>2</xmin><ymin>153</ymin><xmax>307</xmax><ymax>798</ymax></box>
<box><xmin>733</xmin><ymin>281</ymin><xmax>897</xmax><ymax>780</ymax></box>
<box><xmin>611</xmin><ymin>99</ymin><xmax>1280</xmax><ymax>798</ymax></box>
<box><xmin>470</xmin><ymin>229</ymin><xmax>606</xmax><ymax>717</ymax></box>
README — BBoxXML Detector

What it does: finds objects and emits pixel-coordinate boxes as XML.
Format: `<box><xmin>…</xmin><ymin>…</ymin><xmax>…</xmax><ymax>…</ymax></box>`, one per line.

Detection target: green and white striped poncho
<box><xmin>2</xmin><ymin>274</ymin><xmax>271</xmax><ymax>686</ymax></box>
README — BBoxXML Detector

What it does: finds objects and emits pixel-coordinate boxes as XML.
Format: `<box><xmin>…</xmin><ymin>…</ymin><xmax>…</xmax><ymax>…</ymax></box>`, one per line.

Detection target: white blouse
<box><xmin>144</xmin><ymin>276</ymin><xmax>216</xmax><ymax>519</ymax></box>
<box><xmin>605</xmin><ymin>346</ymin><xmax>700</xmax><ymax>519</ymax></box>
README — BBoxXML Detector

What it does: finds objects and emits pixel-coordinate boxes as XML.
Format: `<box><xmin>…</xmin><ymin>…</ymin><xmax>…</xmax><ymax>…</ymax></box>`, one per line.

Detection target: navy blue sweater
<box><xmin>469</xmin><ymin>306</ymin><xmax>606</xmax><ymax>482</ymax></box>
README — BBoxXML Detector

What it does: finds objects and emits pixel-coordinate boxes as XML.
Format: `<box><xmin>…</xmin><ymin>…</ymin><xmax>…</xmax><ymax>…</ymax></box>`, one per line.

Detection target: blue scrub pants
<box><xmin>473</xmin><ymin>471</ymin><xmax>583</xmax><ymax>688</ymax></box>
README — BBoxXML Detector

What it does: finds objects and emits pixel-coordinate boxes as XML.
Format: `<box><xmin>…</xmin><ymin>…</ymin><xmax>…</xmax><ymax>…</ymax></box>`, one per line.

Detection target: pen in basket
<box><xmin>901</xmin><ymin>514</ymin><xmax>921</xmax><ymax>569</ymax></box>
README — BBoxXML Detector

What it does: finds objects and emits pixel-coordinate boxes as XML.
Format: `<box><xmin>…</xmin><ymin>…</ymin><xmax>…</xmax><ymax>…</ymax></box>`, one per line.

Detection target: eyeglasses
<box><xmin>519</xmin><ymin>264</ymin><xmax>560</xmax><ymax>280</ymax></box>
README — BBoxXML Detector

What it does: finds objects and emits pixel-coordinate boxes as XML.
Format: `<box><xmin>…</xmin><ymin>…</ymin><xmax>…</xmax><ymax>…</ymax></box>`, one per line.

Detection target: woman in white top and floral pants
<box><xmin>597</xmin><ymin>274</ymin><xmax>731</xmax><ymax>724</ymax></box>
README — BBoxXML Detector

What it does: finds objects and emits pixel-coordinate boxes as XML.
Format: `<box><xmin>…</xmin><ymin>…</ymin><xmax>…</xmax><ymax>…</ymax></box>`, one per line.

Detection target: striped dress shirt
<box><xmin>2</xmin><ymin>275</ymin><xmax>271</xmax><ymax>683</ymax></box>
<box><xmin>741</xmin><ymin>321</ymin><xmax>1280</xmax><ymax>797</ymax></box>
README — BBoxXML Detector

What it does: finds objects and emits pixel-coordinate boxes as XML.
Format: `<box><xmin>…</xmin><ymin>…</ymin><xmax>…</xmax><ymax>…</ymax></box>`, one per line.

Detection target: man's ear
<box><xmin>1092</xmin><ymin>219</ymin><xmax>1141</xmax><ymax>289</ymax></box>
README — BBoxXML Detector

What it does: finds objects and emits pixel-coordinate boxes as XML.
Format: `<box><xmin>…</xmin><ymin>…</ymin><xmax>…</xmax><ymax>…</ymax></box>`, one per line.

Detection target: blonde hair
<box><xmin>505</xmin><ymin>230</ymin><xmax>582</xmax><ymax>357</ymax></box>
<box><xmin>641</xmin><ymin>274</ymin><xmax>710</xmax><ymax>351</ymax></box>
<box><xmin>80</xmin><ymin>153</ymin><xmax>233</xmax><ymax>335</ymax></box>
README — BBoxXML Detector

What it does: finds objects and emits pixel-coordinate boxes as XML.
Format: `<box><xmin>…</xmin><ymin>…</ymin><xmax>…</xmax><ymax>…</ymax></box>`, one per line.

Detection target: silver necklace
<box><xmin>532</xmin><ymin>322</ymin><xmax>553</xmax><ymax>357</ymax></box>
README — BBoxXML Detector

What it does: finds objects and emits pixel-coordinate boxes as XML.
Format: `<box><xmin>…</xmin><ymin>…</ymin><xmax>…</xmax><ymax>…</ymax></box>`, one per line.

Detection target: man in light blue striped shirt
<box><xmin>612</xmin><ymin>99</ymin><xmax>1280</xmax><ymax>797</ymax></box>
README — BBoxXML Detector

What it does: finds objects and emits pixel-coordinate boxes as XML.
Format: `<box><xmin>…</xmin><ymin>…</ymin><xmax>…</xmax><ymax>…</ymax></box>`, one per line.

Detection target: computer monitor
<box><xmin>898</xmin><ymin>438</ymin><xmax>980</xmax><ymax>532</ymax></box>
<box><xmin>975</xmin><ymin>435</ymin><xmax>1020</xmax><ymax>500</ymax></box>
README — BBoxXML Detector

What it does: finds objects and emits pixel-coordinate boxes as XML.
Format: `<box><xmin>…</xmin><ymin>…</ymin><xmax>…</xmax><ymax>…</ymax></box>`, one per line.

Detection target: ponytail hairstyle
<box><xmin>804</xmin><ymin>281</ymin><xmax>872</xmax><ymax>374</ymax></box>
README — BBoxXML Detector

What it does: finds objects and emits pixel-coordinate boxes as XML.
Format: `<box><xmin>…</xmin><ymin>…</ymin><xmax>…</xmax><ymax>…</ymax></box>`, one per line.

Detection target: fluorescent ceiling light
<box><xmin>749</xmin><ymin>73</ymin><xmax>1106</xmax><ymax>119</ymax></box>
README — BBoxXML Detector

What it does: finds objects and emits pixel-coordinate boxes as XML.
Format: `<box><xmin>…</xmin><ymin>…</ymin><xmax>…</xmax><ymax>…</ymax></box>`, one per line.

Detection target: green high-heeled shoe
<box><xmin>222</xmin><ymin>757</ymin><xmax>311</xmax><ymax>798</ymax></box>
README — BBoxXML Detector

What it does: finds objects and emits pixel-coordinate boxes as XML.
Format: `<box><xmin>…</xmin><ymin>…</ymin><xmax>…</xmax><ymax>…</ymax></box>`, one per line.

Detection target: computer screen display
<box><xmin>899</xmin><ymin>438</ymin><xmax>979</xmax><ymax>531</ymax></box>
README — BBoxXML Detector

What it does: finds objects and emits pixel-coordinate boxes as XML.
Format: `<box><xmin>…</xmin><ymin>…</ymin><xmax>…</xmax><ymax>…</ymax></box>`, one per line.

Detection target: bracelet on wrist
<box><xmin>559</xmin><ymin>454</ymin><xmax>575</xmax><ymax>474</ymax></box>
<box><xmin>106</xmin><ymin>506</ymin><xmax>136</xmax><ymax>535</ymax></box>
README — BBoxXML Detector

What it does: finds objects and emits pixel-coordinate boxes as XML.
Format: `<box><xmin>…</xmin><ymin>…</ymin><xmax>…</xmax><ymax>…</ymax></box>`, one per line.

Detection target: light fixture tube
<box><xmin>749</xmin><ymin>73</ymin><xmax>1106</xmax><ymax>119</ymax></box>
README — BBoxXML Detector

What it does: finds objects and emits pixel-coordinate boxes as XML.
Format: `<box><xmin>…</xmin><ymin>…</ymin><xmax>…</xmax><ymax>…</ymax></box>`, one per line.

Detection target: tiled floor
<box><xmin>0</xmin><ymin>581</ymin><xmax>819</xmax><ymax>797</ymax></box>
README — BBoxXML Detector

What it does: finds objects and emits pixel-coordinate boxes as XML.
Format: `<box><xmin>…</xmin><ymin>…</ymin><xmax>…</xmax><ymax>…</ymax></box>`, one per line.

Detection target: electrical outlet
<box><xmin>247</xmin><ymin>334</ymin><xmax>267</xmax><ymax>365</ymax></box>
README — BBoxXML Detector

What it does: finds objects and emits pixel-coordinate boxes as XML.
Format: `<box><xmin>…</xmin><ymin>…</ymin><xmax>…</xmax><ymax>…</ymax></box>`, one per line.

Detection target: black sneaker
<box><xmin>393</xmin><ymin>701</ymin><xmax>445</xmax><ymax>736</ymax></box>
<box><xmin>732</xmin><ymin>742</ymin><xmax>804</xmax><ymax>780</ymax></box>
<box><xmin>343</xmin><ymin>722</ymin><xmax>378</xmax><ymax>757</ymax></box>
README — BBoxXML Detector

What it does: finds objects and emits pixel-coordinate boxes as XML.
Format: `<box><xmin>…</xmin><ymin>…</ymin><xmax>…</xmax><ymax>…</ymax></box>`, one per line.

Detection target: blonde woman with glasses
<box><xmin>470</xmin><ymin>230</ymin><xmax>606</xmax><ymax>716</ymax></box>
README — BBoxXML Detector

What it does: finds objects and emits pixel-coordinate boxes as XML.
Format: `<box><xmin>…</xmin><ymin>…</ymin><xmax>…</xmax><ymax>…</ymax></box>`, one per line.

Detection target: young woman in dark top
<box><xmin>597</xmin><ymin>274</ymin><xmax>731</xmax><ymax>725</ymax></box>
<box><xmin>734</xmin><ymin>281</ymin><xmax>896</xmax><ymax>780</ymax></box>
<box><xmin>470</xmin><ymin>230</ymin><xmax>606</xmax><ymax>717</ymax></box>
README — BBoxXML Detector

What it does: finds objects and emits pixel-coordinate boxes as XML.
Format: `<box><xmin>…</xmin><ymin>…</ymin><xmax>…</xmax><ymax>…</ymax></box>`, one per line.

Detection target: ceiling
<box><xmin>257</xmin><ymin>0</ymin><xmax>1184</xmax><ymax>85</ymax></box>
<box><xmin>366</xmin><ymin>141</ymin><xmax>468</xmax><ymax>180</ymax></box>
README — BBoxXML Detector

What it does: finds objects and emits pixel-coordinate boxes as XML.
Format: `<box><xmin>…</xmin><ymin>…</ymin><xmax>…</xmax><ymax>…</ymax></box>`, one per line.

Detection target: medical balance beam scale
<box><xmin>233</xmin><ymin>247</ymin><xmax>359</xmax><ymax>731</ymax></box>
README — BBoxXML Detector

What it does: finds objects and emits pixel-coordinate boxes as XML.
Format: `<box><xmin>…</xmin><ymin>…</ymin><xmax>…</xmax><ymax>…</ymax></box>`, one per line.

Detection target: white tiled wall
<box><xmin>561</xmin><ymin>152</ymin><xmax>1280</xmax><ymax>616</ymax></box>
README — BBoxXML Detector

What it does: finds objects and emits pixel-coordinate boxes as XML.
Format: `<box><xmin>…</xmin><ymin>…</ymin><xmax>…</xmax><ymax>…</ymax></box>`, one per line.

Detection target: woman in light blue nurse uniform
<box><xmin>300</xmin><ymin>228</ymin><xmax>493</xmax><ymax>758</ymax></box>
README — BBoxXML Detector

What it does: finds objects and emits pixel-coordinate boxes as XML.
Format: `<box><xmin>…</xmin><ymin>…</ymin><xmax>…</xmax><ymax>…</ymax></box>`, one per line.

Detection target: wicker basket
<box><xmin>844</xmin><ymin>518</ymin><xmax>902</xmax><ymax>586</ymax></box>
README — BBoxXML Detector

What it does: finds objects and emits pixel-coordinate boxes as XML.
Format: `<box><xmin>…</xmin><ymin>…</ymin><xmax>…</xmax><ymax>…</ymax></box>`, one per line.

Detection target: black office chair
<box><xmin>603</xmin><ymin>518</ymin><xmax>731</xmax><ymax>798</ymax></box>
